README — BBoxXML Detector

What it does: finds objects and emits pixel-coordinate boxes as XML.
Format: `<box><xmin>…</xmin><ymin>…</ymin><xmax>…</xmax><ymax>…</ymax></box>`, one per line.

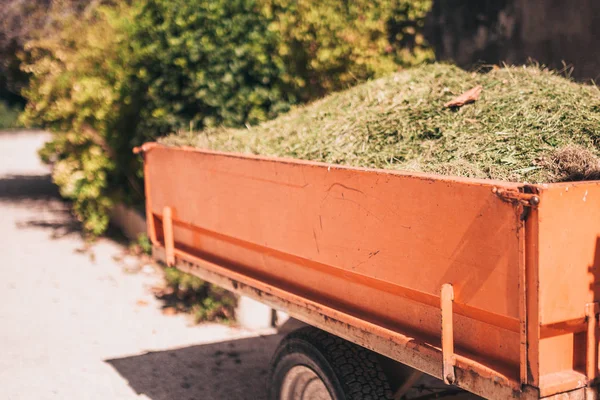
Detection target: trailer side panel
<box><xmin>144</xmin><ymin>145</ymin><xmax>527</xmax><ymax>378</ymax></box>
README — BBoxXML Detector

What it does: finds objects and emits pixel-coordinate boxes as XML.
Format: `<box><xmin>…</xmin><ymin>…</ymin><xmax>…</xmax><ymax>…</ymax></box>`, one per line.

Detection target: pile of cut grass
<box><xmin>161</xmin><ymin>63</ymin><xmax>600</xmax><ymax>183</ymax></box>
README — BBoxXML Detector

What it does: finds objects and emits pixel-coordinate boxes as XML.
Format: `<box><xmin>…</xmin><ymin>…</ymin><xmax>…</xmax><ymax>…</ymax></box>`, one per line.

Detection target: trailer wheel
<box><xmin>269</xmin><ymin>326</ymin><xmax>394</xmax><ymax>400</ymax></box>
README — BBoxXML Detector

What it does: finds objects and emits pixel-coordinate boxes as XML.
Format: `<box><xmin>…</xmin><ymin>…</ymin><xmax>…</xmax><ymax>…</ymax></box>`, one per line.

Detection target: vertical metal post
<box><xmin>133</xmin><ymin>143</ymin><xmax>159</xmax><ymax>245</ymax></box>
<box><xmin>586</xmin><ymin>302</ymin><xmax>599</xmax><ymax>380</ymax></box>
<box><xmin>518</xmin><ymin>215</ymin><xmax>528</xmax><ymax>385</ymax></box>
<box><xmin>441</xmin><ymin>283</ymin><xmax>456</xmax><ymax>385</ymax></box>
<box><xmin>163</xmin><ymin>206</ymin><xmax>175</xmax><ymax>266</ymax></box>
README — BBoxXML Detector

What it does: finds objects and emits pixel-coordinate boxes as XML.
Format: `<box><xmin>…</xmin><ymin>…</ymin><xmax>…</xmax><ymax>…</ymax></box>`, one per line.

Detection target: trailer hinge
<box><xmin>492</xmin><ymin>187</ymin><xmax>540</xmax><ymax>208</ymax></box>
<box><xmin>441</xmin><ymin>284</ymin><xmax>456</xmax><ymax>385</ymax></box>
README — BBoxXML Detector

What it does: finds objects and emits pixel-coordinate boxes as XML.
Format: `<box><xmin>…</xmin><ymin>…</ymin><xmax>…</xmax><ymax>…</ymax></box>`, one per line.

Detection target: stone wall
<box><xmin>426</xmin><ymin>0</ymin><xmax>600</xmax><ymax>81</ymax></box>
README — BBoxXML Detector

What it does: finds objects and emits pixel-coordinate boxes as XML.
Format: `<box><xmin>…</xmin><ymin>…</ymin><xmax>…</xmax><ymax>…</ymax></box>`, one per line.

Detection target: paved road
<box><xmin>0</xmin><ymin>130</ymin><xmax>282</xmax><ymax>400</ymax></box>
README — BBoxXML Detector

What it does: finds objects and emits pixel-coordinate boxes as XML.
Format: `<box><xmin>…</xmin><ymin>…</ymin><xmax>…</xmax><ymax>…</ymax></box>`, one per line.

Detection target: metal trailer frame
<box><xmin>137</xmin><ymin>143</ymin><xmax>600</xmax><ymax>399</ymax></box>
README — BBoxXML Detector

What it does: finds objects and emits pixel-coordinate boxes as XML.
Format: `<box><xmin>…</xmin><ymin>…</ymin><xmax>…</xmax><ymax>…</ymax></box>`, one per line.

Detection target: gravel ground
<box><xmin>0</xmin><ymin>130</ymin><xmax>282</xmax><ymax>400</ymax></box>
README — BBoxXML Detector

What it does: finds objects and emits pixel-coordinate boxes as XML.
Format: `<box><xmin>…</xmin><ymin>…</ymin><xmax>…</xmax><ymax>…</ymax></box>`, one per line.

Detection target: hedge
<box><xmin>21</xmin><ymin>0</ymin><xmax>433</xmax><ymax>235</ymax></box>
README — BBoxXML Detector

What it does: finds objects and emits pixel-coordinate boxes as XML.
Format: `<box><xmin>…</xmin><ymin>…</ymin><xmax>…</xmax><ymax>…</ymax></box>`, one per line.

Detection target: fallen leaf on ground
<box><xmin>444</xmin><ymin>85</ymin><xmax>483</xmax><ymax>108</ymax></box>
<box><xmin>150</xmin><ymin>285</ymin><xmax>173</xmax><ymax>297</ymax></box>
<box><xmin>162</xmin><ymin>307</ymin><xmax>177</xmax><ymax>316</ymax></box>
<box><xmin>136</xmin><ymin>299</ymin><xmax>149</xmax><ymax>306</ymax></box>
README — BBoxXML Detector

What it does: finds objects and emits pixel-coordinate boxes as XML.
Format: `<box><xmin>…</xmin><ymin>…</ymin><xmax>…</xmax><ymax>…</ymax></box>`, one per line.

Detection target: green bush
<box><xmin>21</xmin><ymin>3</ymin><xmax>139</xmax><ymax>235</ymax></box>
<box><xmin>163</xmin><ymin>267</ymin><xmax>237</xmax><ymax>322</ymax></box>
<box><xmin>130</xmin><ymin>0</ymin><xmax>434</xmax><ymax>132</ymax></box>
<box><xmin>22</xmin><ymin>0</ymin><xmax>293</xmax><ymax>235</ymax></box>
<box><xmin>22</xmin><ymin>0</ymin><xmax>433</xmax><ymax>235</ymax></box>
<box><xmin>265</xmin><ymin>0</ymin><xmax>433</xmax><ymax>101</ymax></box>
<box><xmin>130</xmin><ymin>0</ymin><xmax>293</xmax><ymax>135</ymax></box>
<box><xmin>0</xmin><ymin>100</ymin><xmax>21</xmax><ymax>129</ymax></box>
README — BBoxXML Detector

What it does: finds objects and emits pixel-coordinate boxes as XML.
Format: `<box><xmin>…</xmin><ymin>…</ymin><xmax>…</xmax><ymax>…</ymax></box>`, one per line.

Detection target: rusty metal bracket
<box><xmin>492</xmin><ymin>187</ymin><xmax>540</xmax><ymax>207</ymax></box>
<box><xmin>585</xmin><ymin>302</ymin><xmax>599</xmax><ymax>381</ymax></box>
<box><xmin>441</xmin><ymin>283</ymin><xmax>456</xmax><ymax>385</ymax></box>
<box><xmin>163</xmin><ymin>206</ymin><xmax>175</xmax><ymax>266</ymax></box>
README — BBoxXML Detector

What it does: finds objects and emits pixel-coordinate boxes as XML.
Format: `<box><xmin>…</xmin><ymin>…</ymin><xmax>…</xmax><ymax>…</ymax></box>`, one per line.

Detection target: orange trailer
<box><xmin>136</xmin><ymin>142</ymin><xmax>600</xmax><ymax>400</ymax></box>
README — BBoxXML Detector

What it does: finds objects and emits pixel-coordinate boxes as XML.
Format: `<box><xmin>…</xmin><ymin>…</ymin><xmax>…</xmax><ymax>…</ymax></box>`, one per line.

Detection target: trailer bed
<box><xmin>137</xmin><ymin>143</ymin><xmax>600</xmax><ymax>399</ymax></box>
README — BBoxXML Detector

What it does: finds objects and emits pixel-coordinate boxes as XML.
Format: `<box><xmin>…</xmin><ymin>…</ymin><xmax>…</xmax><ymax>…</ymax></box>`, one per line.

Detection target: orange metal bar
<box><xmin>162</xmin><ymin>206</ymin><xmax>175</xmax><ymax>266</ymax></box>
<box><xmin>441</xmin><ymin>284</ymin><xmax>455</xmax><ymax>385</ymax></box>
<box><xmin>142</xmin><ymin>151</ymin><xmax>157</xmax><ymax>244</ymax></box>
<box><xmin>525</xmin><ymin>206</ymin><xmax>540</xmax><ymax>386</ymax></box>
<box><xmin>519</xmin><ymin>206</ymin><xmax>529</xmax><ymax>385</ymax></box>
<box><xmin>586</xmin><ymin>303</ymin><xmax>599</xmax><ymax>380</ymax></box>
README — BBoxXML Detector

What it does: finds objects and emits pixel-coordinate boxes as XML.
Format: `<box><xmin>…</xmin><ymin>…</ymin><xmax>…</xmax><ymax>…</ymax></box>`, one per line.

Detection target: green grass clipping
<box><xmin>162</xmin><ymin>63</ymin><xmax>600</xmax><ymax>183</ymax></box>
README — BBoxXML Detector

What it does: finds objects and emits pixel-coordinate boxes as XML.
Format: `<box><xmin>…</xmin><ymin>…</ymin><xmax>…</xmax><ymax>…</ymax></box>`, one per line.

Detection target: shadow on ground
<box><xmin>107</xmin><ymin>315</ymin><xmax>478</xmax><ymax>400</ymax></box>
<box><xmin>15</xmin><ymin>211</ymin><xmax>82</xmax><ymax>239</ymax></box>
<box><xmin>0</xmin><ymin>173</ymin><xmax>84</xmax><ymax>239</ymax></box>
<box><xmin>107</xmin><ymin>333</ymin><xmax>284</xmax><ymax>400</ymax></box>
<box><xmin>0</xmin><ymin>174</ymin><xmax>59</xmax><ymax>201</ymax></box>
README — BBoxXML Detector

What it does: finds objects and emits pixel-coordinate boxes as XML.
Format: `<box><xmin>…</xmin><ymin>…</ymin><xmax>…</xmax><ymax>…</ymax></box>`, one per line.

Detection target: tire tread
<box><xmin>277</xmin><ymin>326</ymin><xmax>394</xmax><ymax>400</ymax></box>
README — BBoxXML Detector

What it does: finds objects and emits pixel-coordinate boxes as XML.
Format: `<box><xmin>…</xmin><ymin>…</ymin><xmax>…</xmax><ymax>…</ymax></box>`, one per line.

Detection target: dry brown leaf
<box><xmin>162</xmin><ymin>307</ymin><xmax>177</xmax><ymax>316</ymax></box>
<box><xmin>444</xmin><ymin>85</ymin><xmax>483</xmax><ymax>108</ymax></box>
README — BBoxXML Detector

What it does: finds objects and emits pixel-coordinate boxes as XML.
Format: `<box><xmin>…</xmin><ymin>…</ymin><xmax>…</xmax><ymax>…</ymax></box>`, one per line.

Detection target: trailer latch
<box><xmin>441</xmin><ymin>284</ymin><xmax>456</xmax><ymax>385</ymax></box>
<box><xmin>492</xmin><ymin>187</ymin><xmax>540</xmax><ymax>207</ymax></box>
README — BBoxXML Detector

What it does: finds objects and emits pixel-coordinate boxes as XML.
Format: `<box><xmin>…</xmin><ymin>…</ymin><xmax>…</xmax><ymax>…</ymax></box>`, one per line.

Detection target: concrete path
<box><xmin>0</xmin><ymin>130</ymin><xmax>281</xmax><ymax>400</ymax></box>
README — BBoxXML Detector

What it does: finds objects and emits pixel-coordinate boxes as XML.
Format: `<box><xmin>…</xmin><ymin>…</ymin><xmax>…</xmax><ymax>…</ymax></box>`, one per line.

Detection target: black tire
<box><xmin>269</xmin><ymin>326</ymin><xmax>394</xmax><ymax>400</ymax></box>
